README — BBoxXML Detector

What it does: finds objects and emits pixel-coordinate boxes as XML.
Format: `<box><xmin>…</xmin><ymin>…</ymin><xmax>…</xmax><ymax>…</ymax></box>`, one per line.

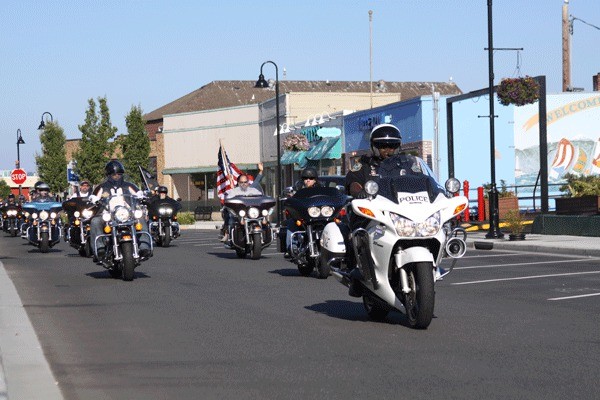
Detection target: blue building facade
<box><xmin>342</xmin><ymin>94</ymin><xmax>516</xmax><ymax>190</ymax></box>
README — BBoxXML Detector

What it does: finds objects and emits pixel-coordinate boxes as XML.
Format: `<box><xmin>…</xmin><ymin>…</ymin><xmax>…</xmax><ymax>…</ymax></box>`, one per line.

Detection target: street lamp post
<box><xmin>255</xmin><ymin>61</ymin><xmax>282</xmax><ymax>226</ymax></box>
<box><xmin>38</xmin><ymin>111</ymin><xmax>53</xmax><ymax>130</ymax></box>
<box><xmin>485</xmin><ymin>0</ymin><xmax>504</xmax><ymax>239</ymax></box>
<box><xmin>16</xmin><ymin>129</ymin><xmax>25</xmax><ymax>195</ymax></box>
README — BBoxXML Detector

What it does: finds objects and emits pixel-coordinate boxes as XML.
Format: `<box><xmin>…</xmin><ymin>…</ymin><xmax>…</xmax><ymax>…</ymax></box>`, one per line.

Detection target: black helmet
<box><xmin>34</xmin><ymin>181</ymin><xmax>44</xmax><ymax>190</ymax></box>
<box><xmin>157</xmin><ymin>186</ymin><xmax>168</xmax><ymax>194</ymax></box>
<box><xmin>300</xmin><ymin>167</ymin><xmax>318</xmax><ymax>180</ymax></box>
<box><xmin>370</xmin><ymin>124</ymin><xmax>402</xmax><ymax>158</ymax></box>
<box><xmin>8</xmin><ymin>194</ymin><xmax>15</xmax><ymax>199</ymax></box>
<box><xmin>37</xmin><ymin>182</ymin><xmax>50</xmax><ymax>191</ymax></box>
<box><xmin>105</xmin><ymin>160</ymin><xmax>125</xmax><ymax>176</ymax></box>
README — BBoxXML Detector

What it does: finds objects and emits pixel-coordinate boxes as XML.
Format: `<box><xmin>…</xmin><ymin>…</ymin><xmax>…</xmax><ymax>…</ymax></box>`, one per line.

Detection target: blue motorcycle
<box><xmin>22</xmin><ymin>201</ymin><xmax>63</xmax><ymax>253</ymax></box>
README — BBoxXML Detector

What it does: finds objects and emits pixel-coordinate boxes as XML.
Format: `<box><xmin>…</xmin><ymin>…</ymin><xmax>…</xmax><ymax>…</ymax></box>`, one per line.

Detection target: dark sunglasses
<box><xmin>303</xmin><ymin>177</ymin><xmax>316</xmax><ymax>180</ymax></box>
<box><xmin>238</xmin><ymin>180</ymin><xmax>249</xmax><ymax>184</ymax></box>
<box><xmin>374</xmin><ymin>142</ymin><xmax>400</xmax><ymax>149</ymax></box>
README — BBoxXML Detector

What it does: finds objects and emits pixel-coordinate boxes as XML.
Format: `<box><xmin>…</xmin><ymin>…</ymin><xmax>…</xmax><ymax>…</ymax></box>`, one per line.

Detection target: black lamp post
<box><xmin>485</xmin><ymin>0</ymin><xmax>504</xmax><ymax>239</ymax></box>
<box><xmin>16</xmin><ymin>129</ymin><xmax>25</xmax><ymax>195</ymax></box>
<box><xmin>16</xmin><ymin>129</ymin><xmax>25</xmax><ymax>168</ymax></box>
<box><xmin>38</xmin><ymin>111</ymin><xmax>53</xmax><ymax>130</ymax></box>
<box><xmin>255</xmin><ymin>61</ymin><xmax>282</xmax><ymax>226</ymax></box>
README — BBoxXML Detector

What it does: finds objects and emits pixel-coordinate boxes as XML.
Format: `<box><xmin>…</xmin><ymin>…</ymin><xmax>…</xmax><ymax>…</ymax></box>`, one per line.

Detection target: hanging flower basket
<box><xmin>283</xmin><ymin>133</ymin><xmax>309</xmax><ymax>151</ymax></box>
<box><xmin>497</xmin><ymin>76</ymin><xmax>540</xmax><ymax>106</ymax></box>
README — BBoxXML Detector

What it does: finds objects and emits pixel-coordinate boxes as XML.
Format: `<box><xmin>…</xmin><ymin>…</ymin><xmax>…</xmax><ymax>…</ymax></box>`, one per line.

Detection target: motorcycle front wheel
<box><xmin>250</xmin><ymin>232</ymin><xmax>262</xmax><ymax>260</ymax></box>
<box><xmin>40</xmin><ymin>231</ymin><xmax>50</xmax><ymax>253</ymax></box>
<box><xmin>120</xmin><ymin>242</ymin><xmax>135</xmax><ymax>281</ymax></box>
<box><xmin>162</xmin><ymin>228</ymin><xmax>171</xmax><ymax>248</ymax></box>
<box><xmin>403</xmin><ymin>262</ymin><xmax>435</xmax><ymax>329</ymax></box>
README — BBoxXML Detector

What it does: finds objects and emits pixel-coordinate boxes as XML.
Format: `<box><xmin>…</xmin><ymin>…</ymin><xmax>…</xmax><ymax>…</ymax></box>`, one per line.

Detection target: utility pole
<box><xmin>369</xmin><ymin>10</ymin><xmax>373</xmax><ymax>109</ymax></box>
<box><xmin>562</xmin><ymin>0</ymin><xmax>571</xmax><ymax>91</ymax></box>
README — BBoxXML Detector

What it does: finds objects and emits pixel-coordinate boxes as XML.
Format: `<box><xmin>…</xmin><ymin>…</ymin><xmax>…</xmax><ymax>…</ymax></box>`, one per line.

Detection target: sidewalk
<box><xmin>466</xmin><ymin>231</ymin><xmax>600</xmax><ymax>257</ymax></box>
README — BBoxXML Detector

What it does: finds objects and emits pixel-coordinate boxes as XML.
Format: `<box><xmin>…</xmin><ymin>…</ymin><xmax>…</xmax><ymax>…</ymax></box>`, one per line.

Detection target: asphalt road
<box><xmin>1</xmin><ymin>230</ymin><xmax>599</xmax><ymax>400</ymax></box>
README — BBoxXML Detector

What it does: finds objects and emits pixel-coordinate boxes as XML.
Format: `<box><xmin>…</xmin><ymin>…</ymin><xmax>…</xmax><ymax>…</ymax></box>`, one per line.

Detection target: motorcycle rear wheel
<box><xmin>403</xmin><ymin>262</ymin><xmax>435</xmax><ymax>329</ymax></box>
<box><xmin>297</xmin><ymin>263</ymin><xmax>313</xmax><ymax>277</ymax></box>
<box><xmin>40</xmin><ymin>231</ymin><xmax>50</xmax><ymax>253</ymax></box>
<box><xmin>121</xmin><ymin>242</ymin><xmax>135</xmax><ymax>281</ymax></box>
<box><xmin>250</xmin><ymin>232</ymin><xmax>262</xmax><ymax>260</ymax></box>
<box><xmin>363</xmin><ymin>295</ymin><xmax>389</xmax><ymax>321</ymax></box>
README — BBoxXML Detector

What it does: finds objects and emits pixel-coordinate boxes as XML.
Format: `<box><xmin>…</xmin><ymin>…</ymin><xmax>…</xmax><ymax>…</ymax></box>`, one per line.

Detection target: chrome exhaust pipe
<box><xmin>445</xmin><ymin>236</ymin><xmax>467</xmax><ymax>259</ymax></box>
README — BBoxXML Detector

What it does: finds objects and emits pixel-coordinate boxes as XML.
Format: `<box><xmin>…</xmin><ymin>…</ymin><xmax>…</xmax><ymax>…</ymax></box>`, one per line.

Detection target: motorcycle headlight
<box><xmin>50</xmin><ymin>212</ymin><xmax>57</xmax><ymax>219</ymax></box>
<box><xmin>248</xmin><ymin>207</ymin><xmax>260</xmax><ymax>219</ymax></box>
<box><xmin>82</xmin><ymin>209</ymin><xmax>93</xmax><ymax>219</ymax></box>
<box><xmin>74</xmin><ymin>211</ymin><xmax>81</xmax><ymax>218</ymax></box>
<box><xmin>134</xmin><ymin>209</ymin><xmax>144</xmax><ymax>219</ymax></box>
<box><xmin>238</xmin><ymin>210</ymin><xmax>246</xmax><ymax>217</ymax></box>
<box><xmin>417</xmin><ymin>211</ymin><xmax>441</xmax><ymax>237</ymax></box>
<box><xmin>102</xmin><ymin>212</ymin><xmax>111</xmax><ymax>222</ymax></box>
<box><xmin>321</xmin><ymin>206</ymin><xmax>334</xmax><ymax>218</ymax></box>
<box><xmin>8</xmin><ymin>210</ymin><xmax>17</xmax><ymax>216</ymax></box>
<box><xmin>261</xmin><ymin>209</ymin><xmax>269</xmax><ymax>217</ymax></box>
<box><xmin>114</xmin><ymin>206</ymin><xmax>132</xmax><ymax>223</ymax></box>
<box><xmin>40</xmin><ymin>211</ymin><xmax>49</xmax><ymax>221</ymax></box>
<box><xmin>32</xmin><ymin>212</ymin><xmax>38</xmax><ymax>219</ymax></box>
<box><xmin>24</xmin><ymin>212</ymin><xmax>30</xmax><ymax>218</ymax></box>
<box><xmin>308</xmin><ymin>206</ymin><xmax>321</xmax><ymax>218</ymax></box>
<box><xmin>389</xmin><ymin>211</ymin><xmax>440</xmax><ymax>237</ymax></box>
<box><xmin>159</xmin><ymin>207</ymin><xmax>173</xmax><ymax>215</ymax></box>
<box><xmin>390</xmin><ymin>213</ymin><xmax>416</xmax><ymax>237</ymax></box>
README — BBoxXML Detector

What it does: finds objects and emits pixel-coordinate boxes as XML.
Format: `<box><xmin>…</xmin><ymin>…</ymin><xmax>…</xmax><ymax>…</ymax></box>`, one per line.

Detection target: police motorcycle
<box><xmin>147</xmin><ymin>197</ymin><xmax>181</xmax><ymax>247</ymax></box>
<box><xmin>283</xmin><ymin>186</ymin><xmax>350</xmax><ymax>278</ymax></box>
<box><xmin>62</xmin><ymin>197</ymin><xmax>96</xmax><ymax>257</ymax></box>
<box><xmin>22</xmin><ymin>200</ymin><xmax>63</xmax><ymax>253</ymax></box>
<box><xmin>93</xmin><ymin>192</ymin><xmax>153</xmax><ymax>281</ymax></box>
<box><xmin>320</xmin><ymin>156</ymin><xmax>468</xmax><ymax>328</ymax></box>
<box><xmin>223</xmin><ymin>195</ymin><xmax>276</xmax><ymax>259</ymax></box>
<box><xmin>1</xmin><ymin>203</ymin><xmax>23</xmax><ymax>237</ymax></box>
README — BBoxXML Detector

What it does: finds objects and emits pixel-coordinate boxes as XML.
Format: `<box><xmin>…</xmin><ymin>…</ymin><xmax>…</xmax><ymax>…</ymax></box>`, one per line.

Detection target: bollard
<box><xmin>477</xmin><ymin>186</ymin><xmax>485</xmax><ymax>222</ymax></box>
<box><xmin>463</xmin><ymin>180</ymin><xmax>470</xmax><ymax>221</ymax></box>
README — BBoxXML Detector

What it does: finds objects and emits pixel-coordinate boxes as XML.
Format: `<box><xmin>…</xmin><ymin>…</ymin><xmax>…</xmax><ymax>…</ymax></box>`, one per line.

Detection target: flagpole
<box><xmin>219</xmin><ymin>140</ymin><xmax>235</xmax><ymax>188</ymax></box>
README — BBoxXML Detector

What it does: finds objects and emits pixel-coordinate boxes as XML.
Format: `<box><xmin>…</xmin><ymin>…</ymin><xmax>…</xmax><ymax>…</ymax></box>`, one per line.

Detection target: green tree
<box><xmin>73</xmin><ymin>97</ymin><xmax>118</xmax><ymax>185</ymax></box>
<box><xmin>0</xmin><ymin>180</ymin><xmax>11</xmax><ymax>199</ymax></box>
<box><xmin>35</xmin><ymin>122</ymin><xmax>68</xmax><ymax>194</ymax></box>
<box><xmin>120</xmin><ymin>105</ymin><xmax>151</xmax><ymax>187</ymax></box>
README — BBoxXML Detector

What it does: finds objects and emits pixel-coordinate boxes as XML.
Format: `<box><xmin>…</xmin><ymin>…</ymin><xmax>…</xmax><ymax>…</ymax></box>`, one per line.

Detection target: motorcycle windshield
<box><xmin>22</xmin><ymin>201</ymin><xmax>63</xmax><ymax>213</ymax></box>
<box><xmin>285</xmin><ymin>187</ymin><xmax>350</xmax><ymax>214</ymax></box>
<box><xmin>103</xmin><ymin>193</ymin><xmax>138</xmax><ymax>212</ymax></box>
<box><xmin>224</xmin><ymin>195</ymin><xmax>276</xmax><ymax>214</ymax></box>
<box><xmin>147</xmin><ymin>197</ymin><xmax>182</xmax><ymax>216</ymax></box>
<box><xmin>376</xmin><ymin>156</ymin><xmax>446</xmax><ymax>204</ymax></box>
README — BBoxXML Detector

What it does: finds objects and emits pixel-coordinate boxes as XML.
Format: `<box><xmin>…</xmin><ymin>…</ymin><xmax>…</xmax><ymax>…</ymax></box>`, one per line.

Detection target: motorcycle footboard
<box><xmin>352</xmin><ymin>228</ymin><xmax>378</xmax><ymax>290</ymax></box>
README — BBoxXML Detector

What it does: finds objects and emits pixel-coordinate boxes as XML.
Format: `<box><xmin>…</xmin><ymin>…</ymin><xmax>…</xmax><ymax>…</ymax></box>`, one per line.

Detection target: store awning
<box><xmin>305</xmin><ymin>137</ymin><xmax>342</xmax><ymax>161</ymax></box>
<box><xmin>281</xmin><ymin>150</ymin><xmax>308</xmax><ymax>167</ymax></box>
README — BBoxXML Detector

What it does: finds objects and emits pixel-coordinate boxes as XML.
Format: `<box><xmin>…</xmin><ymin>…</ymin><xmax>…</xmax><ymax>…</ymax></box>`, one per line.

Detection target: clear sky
<box><xmin>1</xmin><ymin>0</ymin><xmax>598</xmax><ymax>173</ymax></box>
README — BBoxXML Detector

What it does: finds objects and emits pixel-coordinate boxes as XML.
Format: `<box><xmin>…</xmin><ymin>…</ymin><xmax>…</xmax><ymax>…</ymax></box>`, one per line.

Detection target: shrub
<box><xmin>559</xmin><ymin>173</ymin><xmax>600</xmax><ymax>197</ymax></box>
<box><xmin>177</xmin><ymin>211</ymin><xmax>196</xmax><ymax>225</ymax></box>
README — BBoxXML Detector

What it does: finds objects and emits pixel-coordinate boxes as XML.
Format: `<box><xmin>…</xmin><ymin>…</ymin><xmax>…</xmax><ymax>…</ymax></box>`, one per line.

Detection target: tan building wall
<box><xmin>162</xmin><ymin>104</ymin><xmax>261</xmax><ymax>170</ymax></box>
<box><xmin>285</xmin><ymin>92</ymin><xmax>402</xmax><ymax>127</ymax></box>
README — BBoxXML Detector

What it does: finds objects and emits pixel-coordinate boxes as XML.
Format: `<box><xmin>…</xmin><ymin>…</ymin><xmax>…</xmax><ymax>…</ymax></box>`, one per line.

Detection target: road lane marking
<box><xmin>547</xmin><ymin>292</ymin><xmax>600</xmax><ymax>301</ymax></box>
<box><xmin>452</xmin><ymin>270</ymin><xmax>600</xmax><ymax>285</ymax></box>
<box><xmin>454</xmin><ymin>258</ymin><xmax>600</xmax><ymax>270</ymax></box>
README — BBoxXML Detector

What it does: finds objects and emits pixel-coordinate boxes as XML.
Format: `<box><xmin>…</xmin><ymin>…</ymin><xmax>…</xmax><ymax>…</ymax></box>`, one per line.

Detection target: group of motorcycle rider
<box><xmin>222</xmin><ymin>123</ymin><xmax>410</xmax><ymax>293</ymax></box>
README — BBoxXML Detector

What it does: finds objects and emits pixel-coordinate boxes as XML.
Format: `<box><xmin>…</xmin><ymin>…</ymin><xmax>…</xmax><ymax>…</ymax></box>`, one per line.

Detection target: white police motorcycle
<box><xmin>320</xmin><ymin>156</ymin><xmax>468</xmax><ymax>328</ymax></box>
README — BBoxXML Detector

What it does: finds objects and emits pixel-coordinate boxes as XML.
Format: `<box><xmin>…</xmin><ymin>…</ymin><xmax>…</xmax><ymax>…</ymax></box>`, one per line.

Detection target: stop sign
<box><xmin>11</xmin><ymin>168</ymin><xmax>27</xmax><ymax>185</ymax></box>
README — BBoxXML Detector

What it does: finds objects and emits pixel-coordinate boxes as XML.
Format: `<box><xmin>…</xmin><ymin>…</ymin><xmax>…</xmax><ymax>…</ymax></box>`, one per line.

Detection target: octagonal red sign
<box><xmin>10</xmin><ymin>168</ymin><xmax>27</xmax><ymax>185</ymax></box>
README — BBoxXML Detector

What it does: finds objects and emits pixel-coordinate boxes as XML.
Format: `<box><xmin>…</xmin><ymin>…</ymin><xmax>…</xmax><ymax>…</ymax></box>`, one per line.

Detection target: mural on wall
<box><xmin>514</xmin><ymin>93</ymin><xmax>600</xmax><ymax>189</ymax></box>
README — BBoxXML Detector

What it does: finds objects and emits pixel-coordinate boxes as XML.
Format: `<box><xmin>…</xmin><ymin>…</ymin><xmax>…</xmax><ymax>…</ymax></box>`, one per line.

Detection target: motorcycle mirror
<box><xmin>445</xmin><ymin>178</ymin><xmax>461</xmax><ymax>194</ymax></box>
<box><xmin>364</xmin><ymin>180</ymin><xmax>379</xmax><ymax>196</ymax></box>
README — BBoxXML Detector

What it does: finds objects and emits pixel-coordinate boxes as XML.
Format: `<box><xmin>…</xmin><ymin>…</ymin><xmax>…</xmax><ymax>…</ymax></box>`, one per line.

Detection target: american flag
<box><xmin>217</xmin><ymin>144</ymin><xmax>243</xmax><ymax>200</ymax></box>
